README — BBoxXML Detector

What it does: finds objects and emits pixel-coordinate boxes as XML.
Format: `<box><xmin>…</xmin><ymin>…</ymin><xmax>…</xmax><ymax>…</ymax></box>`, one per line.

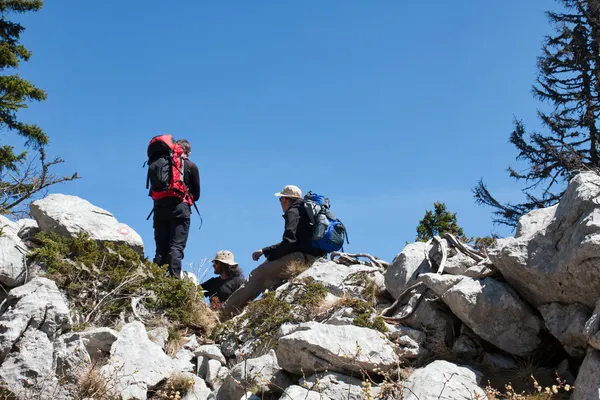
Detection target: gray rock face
<box><xmin>276</xmin><ymin>321</ymin><xmax>398</xmax><ymax>375</ymax></box>
<box><xmin>538</xmin><ymin>302</ymin><xmax>590</xmax><ymax>358</ymax></box>
<box><xmin>100</xmin><ymin>321</ymin><xmax>174</xmax><ymax>399</ymax></box>
<box><xmin>385</xmin><ymin>242</ymin><xmax>430</xmax><ymax>299</ymax></box>
<box><xmin>53</xmin><ymin>333</ymin><xmax>91</xmax><ymax>382</ymax></box>
<box><xmin>280</xmin><ymin>385</ymin><xmax>322</xmax><ymax>400</ymax></box>
<box><xmin>291</xmin><ymin>259</ymin><xmax>384</xmax><ymax>298</ymax></box>
<box><xmin>30</xmin><ymin>194</ymin><xmax>143</xmax><ymax>254</ymax></box>
<box><xmin>0</xmin><ymin>215</ymin><xmax>18</xmax><ymax>236</ymax></box>
<box><xmin>0</xmin><ymin>277</ymin><xmax>71</xmax><ymax>360</ymax></box>
<box><xmin>402</xmin><ymin>360</ymin><xmax>486</xmax><ymax>400</ymax></box>
<box><xmin>0</xmin><ymin>329</ymin><xmax>62</xmax><ymax>399</ymax></box>
<box><xmin>572</xmin><ymin>349</ymin><xmax>600</xmax><ymax>400</ymax></box>
<box><xmin>452</xmin><ymin>326</ymin><xmax>481</xmax><ymax>360</ymax></box>
<box><xmin>16</xmin><ymin>218</ymin><xmax>40</xmax><ymax>241</ymax></box>
<box><xmin>302</xmin><ymin>372</ymin><xmax>376</xmax><ymax>400</ymax></box>
<box><xmin>66</xmin><ymin>327</ymin><xmax>118</xmax><ymax>361</ymax></box>
<box><xmin>217</xmin><ymin>350</ymin><xmax>291</xmax><ymax>400</ymax></box>
<box><xmin>401</xmin><ymin>290</ymin><xmax>458</xmax><ymax>347</ymax></box>
<box><xmin>196</xmin><ymin>344</ymin><xmax>226</xmax><ymax>365</ymax></box>
<box><xmin>181</xmin><ymin>375</ymin><xmax>212</xmax><ymax>400</ymax></box>
<box><xmin>585</xmin><ymin>298</ymin><xmax>600</xmax><ymax>350</ymax></box>
<box><xmin>0</xmin><ymin>221</ymin><xmax>28</xmax><ymax>287</ymax></box>
<box><xmin>420</xmin><ymin>273</ymin><xmax>542</xmax><ymax>356</ymax></box>
<box><xmin>147</xmin><ymin>326</ymin><xmax>169</xmax><ymax>350</ymax></box>
<box><xmin>489</xmin><ymin>172</ymin><xmax>600</xmax><ymax>308</ymax></box>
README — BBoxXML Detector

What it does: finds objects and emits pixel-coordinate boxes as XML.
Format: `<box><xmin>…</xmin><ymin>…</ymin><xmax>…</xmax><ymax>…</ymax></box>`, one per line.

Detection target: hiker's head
<box><xmin>176</xmin><ymin>139</ymin><xmax>191</xmax><ymax>157</ymax></box>
<box><xmin>275</xmin><ymin>185</ymin><xmax>302</xmax><ymax>212</ymax></box>
<box><xmin>211</xmin><ymin>250</ymin><xmax>239</xmax><ymax>278</ymax></box>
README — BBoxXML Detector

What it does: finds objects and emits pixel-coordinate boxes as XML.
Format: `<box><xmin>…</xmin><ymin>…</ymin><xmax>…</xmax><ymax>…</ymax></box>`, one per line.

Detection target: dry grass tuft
<box><xmin>76</xmin><ymin>364</ymin><xmax>117</xmax><ymax>400</ymax></box>
<box><xmin>282</xmin><ymin>259</ymin><xmax>311</xmax><ymax>280</ymax></box>
<box><xmin>165</xmin><ymin>328</ymin><xmax>189</xmax><ymax>357</ymax></box>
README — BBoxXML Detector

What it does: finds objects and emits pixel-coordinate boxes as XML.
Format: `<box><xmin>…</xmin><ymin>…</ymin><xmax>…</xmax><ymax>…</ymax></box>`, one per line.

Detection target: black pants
<box><xmin>153</xmin><ymin>217</ymin><xmax>190</xmax><ymax>277</ymax></box>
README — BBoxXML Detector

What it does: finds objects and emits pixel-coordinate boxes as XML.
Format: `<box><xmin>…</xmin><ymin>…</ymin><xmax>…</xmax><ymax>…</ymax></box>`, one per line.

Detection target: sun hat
<box><xmin>274</xmin><ymin>185</ymin><xmax>302</xmax><ymax>199</ymax></box>
<box><xmin>211</xmin><ymin>250</ymin><xmax>238</xmax><ymax>266</ymax></box>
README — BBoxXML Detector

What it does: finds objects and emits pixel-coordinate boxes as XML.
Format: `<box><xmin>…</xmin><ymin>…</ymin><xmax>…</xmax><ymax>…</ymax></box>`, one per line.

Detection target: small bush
<box><xmin>30</xmin><ymin>232</ymin><xmax>217</xmax><ymax>335</ymax></box>
<box><xmin>243</xmin><ymin>291</ymin><xmax>293</xmax><ymax>340</ymax></box>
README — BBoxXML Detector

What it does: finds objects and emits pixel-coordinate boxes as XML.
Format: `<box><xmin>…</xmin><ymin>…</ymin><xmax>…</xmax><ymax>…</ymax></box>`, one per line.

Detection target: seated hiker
<box><xmin>201</xmin><ymin>250</ymin><xmax>245</xmax><ymax>307</ymax></box>
<box><xmin>222</xmin><ymin>185</ymin><xmax>326</xmax><ymax>316</ymax></box>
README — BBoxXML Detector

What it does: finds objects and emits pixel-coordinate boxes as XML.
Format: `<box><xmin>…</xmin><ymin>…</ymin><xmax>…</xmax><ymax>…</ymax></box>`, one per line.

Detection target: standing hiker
<box><xmin>146</xmin><ymin>136</ymin><xmax>200</xmax><ymax>278</ymax></box>
<box><xmin>222</xmin><ymin>185</ymin><xmax>325</xmax><ymax>316</ymax></box>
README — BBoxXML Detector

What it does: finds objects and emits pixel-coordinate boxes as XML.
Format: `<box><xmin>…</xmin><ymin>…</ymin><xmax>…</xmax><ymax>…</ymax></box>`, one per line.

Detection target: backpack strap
<box><xmin>192</xmin><ymin>202</ymin><xmax>203</xmax><ymax>230</ymax></box>
<box><xmin>146</xmin><ymin>207</ymin><xmax>154</xmax><ymax>220</ymax></box>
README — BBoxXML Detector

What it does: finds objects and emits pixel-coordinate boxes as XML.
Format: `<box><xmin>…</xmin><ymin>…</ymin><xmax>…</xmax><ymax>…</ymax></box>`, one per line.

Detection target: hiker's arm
<box><xmin>262</xmin><ymin>208</ymin><xmax>300</xmax><ymax>261</ymax></box>
<box><xmin>189</xmin><ymin>162</ymin><xmax>200</xmax><ymax>202</ymax></box>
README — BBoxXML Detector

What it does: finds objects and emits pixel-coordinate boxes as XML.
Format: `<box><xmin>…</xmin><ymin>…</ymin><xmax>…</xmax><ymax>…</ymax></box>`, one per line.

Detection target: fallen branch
<box><xmin>330</xmin><ymin>252</ymin><xmax>389</xmax><ymax>269</ymax></box>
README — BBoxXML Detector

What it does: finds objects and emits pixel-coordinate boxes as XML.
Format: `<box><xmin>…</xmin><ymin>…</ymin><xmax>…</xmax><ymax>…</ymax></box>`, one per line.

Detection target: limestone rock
<box><xmin>217</xmin><ymin>350</ymin><xmax>291</xmax><ymax>400</ymax></box>
<box><xmin>489</xmin><ymin>172</ymin><xmax>600</xmax><ymax>308</ymax></box>
<box><xmin>539</xmin><ymin>302</ymin><xmax>590</xmax><ymax>358</ymax></box>
<box><xmin>30</xmin><ymin>194</ymin><xmax>143</xmax><ymax>254</ymax></box>
<box><xmin>100</xmin><ymin>321</ymin><xmax>174</xmax><ymax>399</ymax></box>
<box><xmin>420</xmin><ymin>273</ymin><xmax>542</xmax><ymax>356</ymax></box>
<box><xmin>0</xmin><ymin>277</ymin><xmax>71</xmax><ymax>359</ymax></box>
<box><xmin>280</xmin><ymin>385</ymin><xmax>322</xmax><ymax>400</ymax></box>
<box><xmin>385</xmin><ymin>242</ymin><xmax>430</xmax><ymax>299</ymax></box>
<box><xmin>276</xmin><ymin>321</ymin><xmax>398</xmax><ymax>375</ymax></box>
<box><xmin>302</xmin><ymin>372</ymin><xmax>377</xmax><ymax>400</ymax></box>
<box><xmin>402</xmin><ymin>360</ymin><xmax>486</xmax><ymax>400</ymax></box>
<box><xmin>147</xmin><ymin>326</ymin><xmax>169</xmax><ymax>350</ymax></box>
<box><xmin>572</xmin><ymin>349</ymin><xmax>600</xmax><ymax>400</ymax></box>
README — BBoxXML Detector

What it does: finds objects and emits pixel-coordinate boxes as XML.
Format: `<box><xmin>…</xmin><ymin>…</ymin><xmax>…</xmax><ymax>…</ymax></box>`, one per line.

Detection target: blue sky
<box><xmin>13</xmin><ymin>1</ymin><xmax>554</xmax><ymax>278</ymax></box>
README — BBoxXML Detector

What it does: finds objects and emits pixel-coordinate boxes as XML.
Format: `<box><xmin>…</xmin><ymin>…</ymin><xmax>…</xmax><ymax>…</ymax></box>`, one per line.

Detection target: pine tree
<box><xmin>416</xmin><ymin>202</ymin><xmax>466</xmax><ymax>242</ymax></box>
<box><xmin>0</xmin><ymin>0</ymin><xmax>77</xmax><ymax>216</ymax></box>
<box><xmin>474</xmin><ymin>0</ymin><xmax>600</xmax><ymax>228</ymax></box>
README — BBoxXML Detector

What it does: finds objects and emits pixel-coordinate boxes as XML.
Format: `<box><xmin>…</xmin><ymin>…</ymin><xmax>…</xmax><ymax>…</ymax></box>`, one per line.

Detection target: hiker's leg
<box><xmin>222</xmin><ymin>252</ymin><xmax>306</xmax><ymax>316</ymax></box>
<box><xmin>168</xmin><ymin>217</ymin><xmax>190</xmax><ymax>278</ymax></box>
<box><xmin>153</xmin><ymin>217</ymin><xmax>170</xmax><ymax>267</ymax></box>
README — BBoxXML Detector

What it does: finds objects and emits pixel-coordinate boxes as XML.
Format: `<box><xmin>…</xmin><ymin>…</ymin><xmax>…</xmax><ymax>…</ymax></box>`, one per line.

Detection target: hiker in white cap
<box><xmin>201</xmin><ymin>250</ymin><xmax>246</xmax><ymax>306</ymax></box>
<box><xmin>222</xmin><ymin>185</ymin><xmax>326</xmax><ymax>316</ymax></box>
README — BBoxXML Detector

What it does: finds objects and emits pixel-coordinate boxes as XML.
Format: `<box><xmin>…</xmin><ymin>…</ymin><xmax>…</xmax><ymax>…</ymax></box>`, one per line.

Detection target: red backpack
<box><xmin>146</xmin><ymin>134</ymin><xmax>192</xmax><ymax>205</ymax></box>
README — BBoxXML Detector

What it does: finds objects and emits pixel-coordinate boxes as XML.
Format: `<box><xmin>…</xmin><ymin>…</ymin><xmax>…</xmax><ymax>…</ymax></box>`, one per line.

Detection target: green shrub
<box><xmin>30</xmin><ymin>232</ymin><xmax>216</xmax><ymax>334</ymax></box>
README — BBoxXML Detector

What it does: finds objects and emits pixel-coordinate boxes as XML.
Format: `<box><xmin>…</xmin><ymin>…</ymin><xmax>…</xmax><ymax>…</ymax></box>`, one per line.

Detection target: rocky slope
<box><xmin>0</xmin><ymin>174</ymin><xmax>599</xmax><ymax>399</ymax></box>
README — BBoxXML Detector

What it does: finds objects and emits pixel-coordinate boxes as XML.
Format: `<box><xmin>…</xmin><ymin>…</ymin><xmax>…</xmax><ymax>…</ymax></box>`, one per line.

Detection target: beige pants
<box><xmin>222</xmin><ymin>252</ymin><xmax>317</xmax><ymax>316</ymax></box>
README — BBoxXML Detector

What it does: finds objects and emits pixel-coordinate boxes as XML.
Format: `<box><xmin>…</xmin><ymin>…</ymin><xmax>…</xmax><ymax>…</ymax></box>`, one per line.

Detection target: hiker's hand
<box><xmin>252</xmin><ymin>250</ymin><xmax>263</xmax><ymax>261</ymax></box>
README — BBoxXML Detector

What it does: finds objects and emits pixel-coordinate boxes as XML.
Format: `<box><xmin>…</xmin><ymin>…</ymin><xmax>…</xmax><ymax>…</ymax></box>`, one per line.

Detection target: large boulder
<box><xmin>538</xmin><ymin>302</ymin><xmax>590</xmax><ymax>358</ymax></box>
<box><xmin>100</xmin><ymin>321</ymin><xmax>174</xmax><ymax>399</ymax></box>
<box><xmin>0</xmin><ymin>277</ymin><xmax>71</xmax><ymax>360</ymax></box>
<box><xmin>402</xmin><ymin>360</ymin><xmax>486</xmax><ymax>400</ymax></box>
<box><xmin>489</xmin><ymin>172</ymin><xmax>600</xmax><ymax>308</ymax></box>
<box><xmin>276</xmin><ymin>322</ymin><xmax>398</xmax><ymax>375</ymax></box>
<box><xmin>30</xmin><ymin>194</ymin><xmax>143</xmax><ymax>254</ymax></box>
<box><xmin>385</xmin><ymin>242</ymin><xmax>430</xmax><ymax>298</ymax></box>
<box><xmin>0</xmin><ymin>216</ymin><xmax>28</xmax><ymax>287</ymax></box>
<box><xmin>572</xmin><ymin>349</ymin><xmax>600</xmax><ymax>400</ymax></box>
<box><xmin>420</xmin><ymin>273</ymin><xmax>542</xmax><ymax>356</ymax></box>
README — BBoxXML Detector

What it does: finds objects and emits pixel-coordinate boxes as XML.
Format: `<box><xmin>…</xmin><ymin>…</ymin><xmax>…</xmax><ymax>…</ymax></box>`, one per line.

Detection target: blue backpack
<box><xmin>303</xmin><ymin>191</ymin><xmax>349</xmax><ymax>253</ymax></box>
